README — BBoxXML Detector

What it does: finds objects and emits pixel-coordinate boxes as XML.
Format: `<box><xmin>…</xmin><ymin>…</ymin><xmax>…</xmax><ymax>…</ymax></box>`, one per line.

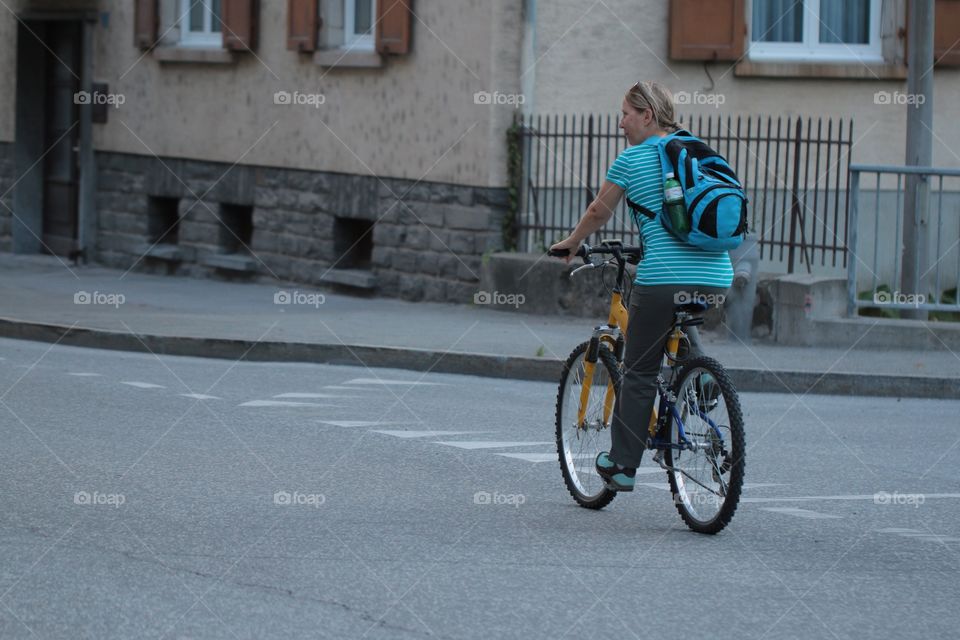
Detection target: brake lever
<box><xmin>569</xmin><ymin>262</ymin><xmax>597</xmax><ymax>278</ymax></box>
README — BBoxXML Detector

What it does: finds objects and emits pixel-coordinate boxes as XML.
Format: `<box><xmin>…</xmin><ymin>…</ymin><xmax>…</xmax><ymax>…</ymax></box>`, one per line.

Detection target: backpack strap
<box><xmin>626</xmin><ymin>198</ymin><xmax>658</xmax><ymax>220</ymax></box>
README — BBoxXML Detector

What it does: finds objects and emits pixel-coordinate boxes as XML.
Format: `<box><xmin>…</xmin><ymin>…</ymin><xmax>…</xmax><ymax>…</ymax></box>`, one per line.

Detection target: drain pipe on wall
<box><xmin>520</xmin><ymin>0</ymin><xmax>536</xmax><ymax>117</ymax></box>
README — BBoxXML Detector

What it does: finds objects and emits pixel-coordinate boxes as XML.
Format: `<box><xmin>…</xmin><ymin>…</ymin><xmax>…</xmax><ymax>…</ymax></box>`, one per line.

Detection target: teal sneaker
<box><xmin>596</xmin><ymin>452</ymin><xmax>636</xmax><ymax>492</ymax></box>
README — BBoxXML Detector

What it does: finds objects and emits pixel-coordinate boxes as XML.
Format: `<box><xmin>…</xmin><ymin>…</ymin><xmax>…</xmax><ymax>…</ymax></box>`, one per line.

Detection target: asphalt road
<box><xmin>1</xmin><ymin>337</ymin><xmax>958</xmax><ymax>639</ymax></box>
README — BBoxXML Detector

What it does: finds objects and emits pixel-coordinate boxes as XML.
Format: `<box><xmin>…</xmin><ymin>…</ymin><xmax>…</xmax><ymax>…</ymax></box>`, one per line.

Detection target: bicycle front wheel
<box><xmin>555</xmin><ymin>341</ymin><xmax>620</xmax><ymax>509</ymax></box>
<box><xmin>664</xmin><ymin>356</ymin><xmax>745</xmax><ymax>534</ymax></box>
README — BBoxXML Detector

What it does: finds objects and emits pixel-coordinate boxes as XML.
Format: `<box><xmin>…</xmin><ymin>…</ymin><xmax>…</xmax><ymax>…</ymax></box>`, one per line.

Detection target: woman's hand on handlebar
<box><xmin>548</xmin><ymin>237</ymin><xmax>582</xmax><ymax>264</ymax></box>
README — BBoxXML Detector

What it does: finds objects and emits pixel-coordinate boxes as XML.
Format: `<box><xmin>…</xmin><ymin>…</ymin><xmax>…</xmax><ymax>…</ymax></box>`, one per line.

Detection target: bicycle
<box><xmin>548</xmin><ymin>240</ymin><xmax>745</xmax><ymax>534</ymax></box>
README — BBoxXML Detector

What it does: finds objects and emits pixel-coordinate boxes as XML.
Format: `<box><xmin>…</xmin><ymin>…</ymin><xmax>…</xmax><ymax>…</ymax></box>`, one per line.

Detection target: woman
<box><xmin>549</xmin><ymin>81</ymin><xmax>732</xmax><ymax>492</ymax></box>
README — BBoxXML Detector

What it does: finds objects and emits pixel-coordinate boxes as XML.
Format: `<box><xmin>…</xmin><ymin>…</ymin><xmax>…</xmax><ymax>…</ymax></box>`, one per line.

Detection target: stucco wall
<box><xmin>0</xmin><ymin>0</ymin><xmax>525</xmax><ymax>188</ymax></box>
<box><xmin>530</xmin><ymin>0</ymin><xmax>960</xmax><ymax>169</ymax></box>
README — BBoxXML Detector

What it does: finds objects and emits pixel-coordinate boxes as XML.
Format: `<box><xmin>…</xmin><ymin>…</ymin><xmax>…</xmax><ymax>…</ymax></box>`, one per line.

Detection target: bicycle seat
<box><xmin>674</xmin><ymin>301</ymin><xmax>709</xmax><ymax>314</ymax></box>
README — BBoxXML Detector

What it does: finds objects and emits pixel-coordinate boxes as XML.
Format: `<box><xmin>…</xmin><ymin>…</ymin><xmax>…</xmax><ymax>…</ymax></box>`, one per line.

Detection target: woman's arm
<box><xmin>549</xmin><ymin>181</ymin><xmax>625</xmax><ymax>262</ymax></box>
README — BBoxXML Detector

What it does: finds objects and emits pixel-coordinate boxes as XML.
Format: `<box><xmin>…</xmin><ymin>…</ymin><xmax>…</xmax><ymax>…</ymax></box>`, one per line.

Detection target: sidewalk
<box><xmin>1</xmin><ymin>254</ymin><xmax>957</xmax><ymax>398</ymax></box>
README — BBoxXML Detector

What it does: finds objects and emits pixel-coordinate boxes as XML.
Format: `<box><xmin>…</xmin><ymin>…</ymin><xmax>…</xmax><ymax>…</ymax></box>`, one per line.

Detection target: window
<box><xmin>179</xmin><ymin>0</ymin><xmax>222</xmax><ymax>48</ymax></box>
<box><xmin>344</xmin><ymin>0</ymin><xmax>375</xmax><ymax>50</ymax></box>
<box><xmin>749</xmin><ymin>0</ymin><xmax>881</xmax><ymax>63</ymax></box>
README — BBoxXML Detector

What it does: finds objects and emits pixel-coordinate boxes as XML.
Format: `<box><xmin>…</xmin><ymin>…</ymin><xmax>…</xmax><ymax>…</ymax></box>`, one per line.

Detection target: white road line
<box><xmin>344</xmin><ymin>378</ymin><xmax>450</xmax><ymax>386</ymax></box>
<box><xmin>120</xmin><ymin>381</ymin><xmax>166</xmax><ymax>389</ymax></box>
<box><xmin>761</xmin><ymin>507</ymin><xmax>843</xmax><ymax>520</ymax></box>
<box><xmin>433</xmin><ymin>441</ymin><xmax>553</xmax><ymax>450</ymax></box>
<box><xmin>636</xmin><ymin>482</ymin><xmax>671</xmax><ymax>491</ymax></box>
<box><xmin>67</xmin><ymin>372</ymin><xmax>103</xmax><ymax>377</ymax></box>
<box><xmin>318</xmin><ymin>420</ymin><xmax>399</xmax><ymax>428</ymax></box>
<box><xmin>180</xmin><ymin>394</ymin><xmax>222</xmax><ymax>401</ymax></box>
<box><xmin>496</xmin><ymin>452</ymin><xmax>563</xmax><ymax>463</ymax></box>
<box><xmin>322</xmin><ymin>386</ymin><xmax>378</xmax><ymax>392</ymax></box>
<box><xmin>273</xmin><ymin>393</ymin><xmax>359</xmax><ymax>399</ymax></box>
<box><xmin>240</xmin><ymin>400</ymin><xmax>341</xmax><ymax>408</ymax></box>
<box><xmin>742</xmin><ymin>493</ymin><xmax>960</xmax><ymax>504</ymax></box>
<box><xmin>373</xmin><ymin>430</ymin><xmax>478</xmax><ymax>438</ymax></box>
<box><xmin>877</xmin><ymin>529</ymin><xmax>960</xmax><ymax>543</ymax></box>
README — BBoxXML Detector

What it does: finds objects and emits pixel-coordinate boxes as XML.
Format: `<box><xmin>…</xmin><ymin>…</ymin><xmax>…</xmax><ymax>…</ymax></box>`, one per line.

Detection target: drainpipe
<box><xmin>520</xmin><ymin>0</ymin><xmax>536</xmax><ymax>116</ymax></box>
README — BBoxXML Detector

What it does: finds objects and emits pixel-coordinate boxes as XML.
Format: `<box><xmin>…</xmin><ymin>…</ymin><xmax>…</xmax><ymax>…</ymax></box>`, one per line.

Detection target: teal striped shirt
<box><xmin>605</xmin><ymin>137</ymin><xmax>734</xmax><ymax>288</ymax></box>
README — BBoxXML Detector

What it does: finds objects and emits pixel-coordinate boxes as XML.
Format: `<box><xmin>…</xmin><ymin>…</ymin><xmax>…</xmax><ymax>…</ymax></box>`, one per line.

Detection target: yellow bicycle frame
<box><xmin>576</xmin><ymin>290</ymin><xmax>684</xmax><ymax>438</ymax></box>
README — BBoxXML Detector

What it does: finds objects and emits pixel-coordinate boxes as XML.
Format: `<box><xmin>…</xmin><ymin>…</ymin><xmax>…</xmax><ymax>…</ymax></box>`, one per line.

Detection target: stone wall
<box><xmin>0</xmin><ymin>142</ymin><xmax>13</xmax><ymax>252</ymax></box>
<box><xmin>94</xmin><ymin>151</ymin><xmax>507</xmax><ymax>304</ymax></box>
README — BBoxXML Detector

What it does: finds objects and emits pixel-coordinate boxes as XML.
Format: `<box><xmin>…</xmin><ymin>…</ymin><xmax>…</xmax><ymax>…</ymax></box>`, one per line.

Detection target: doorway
<box><xmin>14</xmin><ymin>16</ymin><xmax>89</xmax><ymax>257</ymax></box>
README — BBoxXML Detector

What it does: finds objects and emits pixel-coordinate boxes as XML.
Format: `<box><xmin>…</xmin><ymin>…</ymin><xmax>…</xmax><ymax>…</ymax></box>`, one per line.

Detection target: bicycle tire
<box><xmin>555</xmin><ymin>341</ymin><xmax>620</xmax><ymax>510</ymax></box>
<box><xmin>664</xmin><ymin>355</ymin><xmax>745</xmax><ymax>534</ymax></box>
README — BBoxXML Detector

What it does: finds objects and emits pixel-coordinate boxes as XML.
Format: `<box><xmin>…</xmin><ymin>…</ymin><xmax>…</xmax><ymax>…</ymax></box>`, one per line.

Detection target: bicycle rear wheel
<box><xmin>663</xmin><ymin>356</ymin><xmax>745</xmax><ymax>534</ymax></box>
<box><xmin>555</xmin><ymin>341</ymin><xmax>620</xmax><ymax>509</ymax></box>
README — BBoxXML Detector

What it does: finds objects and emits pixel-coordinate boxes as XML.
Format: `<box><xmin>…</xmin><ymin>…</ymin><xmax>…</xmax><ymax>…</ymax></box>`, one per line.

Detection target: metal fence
<box><xmin>514</xmin><ymin>113</ymin><xmax>854</xmax><ymax>274</ymax></box>
<box><xmin>846</xmin><ymin>164</ymin><xmax>960</xmax><ymax>315</ymax></box>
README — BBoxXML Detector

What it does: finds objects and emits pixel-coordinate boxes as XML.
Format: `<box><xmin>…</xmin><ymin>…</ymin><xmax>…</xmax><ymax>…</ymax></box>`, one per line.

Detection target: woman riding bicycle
<box><xmin>549</xmin><ymin>81</ymin><xmax>733</xmax><ymax>492</ymax></box>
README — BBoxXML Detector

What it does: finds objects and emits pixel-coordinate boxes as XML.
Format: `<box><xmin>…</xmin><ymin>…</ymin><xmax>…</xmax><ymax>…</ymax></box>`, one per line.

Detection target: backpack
<box><xmin>627</xmin><ymin>130</ymin><xmax>749</xmax><ymax>252</ymax></box>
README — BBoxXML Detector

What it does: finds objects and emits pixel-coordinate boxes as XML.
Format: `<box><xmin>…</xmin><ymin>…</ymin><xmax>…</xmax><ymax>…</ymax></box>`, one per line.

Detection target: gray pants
<box><xmin>609</xmin><ymin>284</ymin><xmax>727</xmax><ymax>468</ymax></box>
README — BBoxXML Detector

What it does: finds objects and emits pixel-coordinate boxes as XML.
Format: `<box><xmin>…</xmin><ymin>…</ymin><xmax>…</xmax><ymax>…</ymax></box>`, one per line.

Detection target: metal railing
<box><xmin>846</xmin><ymin>164</ymin><xmax>960</xmax><ymax>316</ymax></box>
<box><xmin>515</xmin><ymin>113</ymin><xmax>854</xmax><ymax>274</ymax></box>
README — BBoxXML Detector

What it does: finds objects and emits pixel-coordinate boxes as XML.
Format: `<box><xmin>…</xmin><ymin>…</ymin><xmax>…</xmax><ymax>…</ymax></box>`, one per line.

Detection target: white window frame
<box><xmin>179</xmin><ymin>0</ymin><xmax>223</xmax><ymax>48</ymax></box>
<box><xmin>344</xmin><ymin>0</ymin><xmax>376</xmax><ymax>50</ymax></box>
<box><xmin>748</xmin><ymin>0</ymin><xmax>883</xmax><ymax>64</ymax></box>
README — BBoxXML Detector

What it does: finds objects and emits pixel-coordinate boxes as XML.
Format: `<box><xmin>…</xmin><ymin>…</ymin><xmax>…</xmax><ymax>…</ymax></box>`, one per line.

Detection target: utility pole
<box><xmin>902</xmin><ymin>0</ymin><xmax>934</xmax><ymax>320</ymax></box>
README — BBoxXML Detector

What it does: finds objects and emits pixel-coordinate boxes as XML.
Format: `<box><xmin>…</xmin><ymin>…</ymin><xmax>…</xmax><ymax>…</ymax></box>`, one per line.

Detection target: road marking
<box><xmin>68</xmin><ymin>372</ymin><xmax>103</xmax><ymax>377</ymax></box>
<box><xmin>373</xmin><ymin>430</ymin><xmax>478</xmax><ymax>438</ymax></box>
<box><xmin>323</xmin><ymin>386</ymin><xmax>378</xmax><ymax>392</ymax></box>
<box><xmin>433</xmin><ymin>441</ymin><xmax>553</xmax><ymax>450</ymax></box>
<box><xmin>636</xmin><ymin>482</ymin><xmax>672</xmax><ymax>491</ymax></box>
<box><xmin>274</xmin><ymin>392</ymin><xmax>359</xmax><ymax>399</ymax></box>
<box><xmin>878</xmin><ymin>528</ymin><xmax>960</xmax><ymax>543</ymax></box>
<box><xmin>318</xmin><ymin>420</ymin><xmax>399</xmax><ymax>428</ymax></box>
<box><xmin>344</xmin><ymin>378</ymin><xmax>449</xmax><ymax>386</ymax></box>
<box><xmin>761</xmin><ymin>507</ymin><xmax>843</xmax><ymax>520</ymax></box>
<box><xmin>120</xmin><ymin>381</ymin><xmax>166</xmax><ymax>389</ymax></box>
<box><xmin>496</xmin><ymin>452</ymin><xmax>562</xmax><ymax>463</ymax></box>
<box><xmin>180</xmin><ymin>393</ymin><xmax>222</xmax><ymax>400</ymax></box>
<box><xmin>742</xmin><ymin>493</ymin><xmax>960</xmax><ymax>504</ymax></box>
<box><xmin>240</xmin><ymin>400</ymin><xmax>341</xmax><ymax>407</ymax></box>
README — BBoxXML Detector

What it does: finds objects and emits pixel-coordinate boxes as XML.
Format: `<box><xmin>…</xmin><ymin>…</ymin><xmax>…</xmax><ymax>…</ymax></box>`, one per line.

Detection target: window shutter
<box><xmin>376</xmin><ymin>0</ymin><xmax>412</xmax><ymax>55</ymax></box>
<box><xmin>934</xmin><ymin>0</ymin><xmax>960</xmax><ymax>67</ymax></box>
<box><xmin>134</xmin><ymin>0</ymin><xmax>158</xmax><ymax>50</ymax></box>
<box><xmin>670</xmin><ymin>0</ymin><xmax>745</xmax><ymax>61</ymax></box>
<box><xmin>223</xmin><ymin>0</ymin><xmax>259</xmax><ymax>51</ymax></box>
<box><xmin>288</xmin><ymin>0</ymin><xmax>319</xmax><ymax>52</ymax></box>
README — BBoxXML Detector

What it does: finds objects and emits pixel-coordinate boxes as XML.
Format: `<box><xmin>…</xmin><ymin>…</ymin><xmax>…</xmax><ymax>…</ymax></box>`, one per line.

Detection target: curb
<box><xmin>1</xmin><ymin>317</ymin><xmax>957</xmax><ymax>400</ymax></box>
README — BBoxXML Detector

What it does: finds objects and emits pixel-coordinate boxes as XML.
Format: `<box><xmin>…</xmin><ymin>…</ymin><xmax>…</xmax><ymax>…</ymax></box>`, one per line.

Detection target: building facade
<box><xmin>0</xmin><ymin>0</ymin><xmax>524</xmax><ymax>302</ymax></box>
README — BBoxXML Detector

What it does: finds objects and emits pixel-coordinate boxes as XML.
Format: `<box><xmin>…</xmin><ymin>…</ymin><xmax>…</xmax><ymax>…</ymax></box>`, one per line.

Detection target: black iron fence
<box><xmin>512</xmin><ymin>113</ymin><xmax>854</xmax><ymax>273</ymax></box>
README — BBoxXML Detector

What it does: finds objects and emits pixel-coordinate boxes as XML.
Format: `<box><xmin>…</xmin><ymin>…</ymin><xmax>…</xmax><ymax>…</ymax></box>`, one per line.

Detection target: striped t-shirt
<box><xmin>605</xmin><ymin>136</ymin><xmax>734</xmax><ymax>288</ymax></box>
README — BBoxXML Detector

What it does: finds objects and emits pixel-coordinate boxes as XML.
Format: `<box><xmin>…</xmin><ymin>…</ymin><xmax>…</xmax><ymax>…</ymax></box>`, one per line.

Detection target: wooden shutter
<box><xmin>935</xmin><ymin>0</ymin><xmax>960</xmax><ymax>67</ymax></box>
<box><xmin>223</xmin><ymin>0</ymin><xmax>259</xmax><ymax>51</ymax></box>
<box><xmin>288</xmin><ymin>0</ymin><xmax>319</xmax><ymax>51</ymax></box>
<box><xmin>670</xmin><ymin>0</ymin><xmax>745</xmax><ymax>61</ymax></box>
<box><xmin>134</xmin><ymin>0</ymin><xmax>158</xmax><ymax>50</ymax></box>
<box><xmin>376</xmin><ymin>0</ymin><xmax>412</xmax><ymax>55</ymax></box>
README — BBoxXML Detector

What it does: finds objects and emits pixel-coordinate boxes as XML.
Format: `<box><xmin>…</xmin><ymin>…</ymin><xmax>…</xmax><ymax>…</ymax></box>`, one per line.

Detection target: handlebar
<box><xmin>548</xmin><ymin>242</ymin><xmax>642</xmax><ymax>265</ymax></box>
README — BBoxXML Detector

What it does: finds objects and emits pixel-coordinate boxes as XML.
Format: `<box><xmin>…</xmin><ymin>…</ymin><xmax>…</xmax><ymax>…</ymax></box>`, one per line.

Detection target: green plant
<box><xmin>535</xmin><ymin>345</ymin><xmax>546</xmax><ymax>357</ymax></box>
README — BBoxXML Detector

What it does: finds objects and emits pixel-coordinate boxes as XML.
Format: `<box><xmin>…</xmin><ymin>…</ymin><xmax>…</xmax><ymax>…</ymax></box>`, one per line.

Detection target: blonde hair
<box><xmin>626</xmin><ymin>81</ymin><xmax>681</xmax><ymax>132</ymax></box>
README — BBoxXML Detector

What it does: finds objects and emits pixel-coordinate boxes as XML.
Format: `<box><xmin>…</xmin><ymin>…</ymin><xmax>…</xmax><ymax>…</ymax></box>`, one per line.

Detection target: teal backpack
<box><xmin>627</xmin><ymin>130</ymin><xmax>749</xmax><ymax>252</ymax></box>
